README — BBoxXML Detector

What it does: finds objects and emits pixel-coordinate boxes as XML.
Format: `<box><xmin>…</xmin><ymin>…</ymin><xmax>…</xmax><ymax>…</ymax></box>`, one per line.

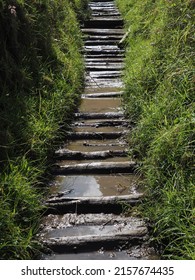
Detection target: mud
<box><xmin>49</xmin><ymin>174</ymin><xmax>140</xmax><ymax>197</ymax></box>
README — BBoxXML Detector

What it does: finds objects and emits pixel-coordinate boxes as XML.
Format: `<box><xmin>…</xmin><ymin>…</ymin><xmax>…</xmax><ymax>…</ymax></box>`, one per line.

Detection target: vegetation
<box><xmin>0</xmin><ymin>0</ymin><xmax>88</xmax><ymax>259</ymax></box>
<box><xmin>116</xmin><ymin>0</ymin><xmax>195</xmax><ymax>259</ymax></box>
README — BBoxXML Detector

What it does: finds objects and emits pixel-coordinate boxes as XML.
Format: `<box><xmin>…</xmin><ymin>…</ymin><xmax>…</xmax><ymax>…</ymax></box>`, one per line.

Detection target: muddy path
<box><xmin>39</xmin><ymin>0</ymin><xmax>158</xmax><ymax>260</ymax></box>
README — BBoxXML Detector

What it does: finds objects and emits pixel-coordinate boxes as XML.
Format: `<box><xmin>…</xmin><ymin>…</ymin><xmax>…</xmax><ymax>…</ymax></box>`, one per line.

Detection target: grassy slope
<box><xmin>0</xmin><ymin>0</ymin><xmax>88</xmax><ymax>259</ymax></box>
<box><xmin>116</xmin><ymin>0</ymin><xmax>195</xmax><ymax>259</ymax></box>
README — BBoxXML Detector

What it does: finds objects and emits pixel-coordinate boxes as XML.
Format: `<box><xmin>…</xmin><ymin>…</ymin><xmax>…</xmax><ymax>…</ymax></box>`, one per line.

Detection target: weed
<box><xmin>117</xmin><ymin>0</ymin><xmax>195</xmax><ymax>259</ymax></box>
<box><xmin>0</xmin><ymin>0</ymin><xmax>88</xmax><ymax>259</ymax></box>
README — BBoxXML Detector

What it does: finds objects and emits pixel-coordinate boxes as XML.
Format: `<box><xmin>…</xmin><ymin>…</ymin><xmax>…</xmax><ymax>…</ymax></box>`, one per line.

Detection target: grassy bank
<box><xmin>0</xmin><ymin>0</ymin><xmax>88</xmax><ymax>259</ymax></box>
<box><xmin>116</xmin><ymin>0</ymin><xmax>195</xmax><ymax>259</ymax></box>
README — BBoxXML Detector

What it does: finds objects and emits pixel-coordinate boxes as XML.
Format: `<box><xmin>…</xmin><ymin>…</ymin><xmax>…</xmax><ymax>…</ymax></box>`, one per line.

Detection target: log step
<box><xmin>85</xmin><ymin>79</ymin><xmax>123</xmax><ymax>87</ymax></box>
<box><xmin>81</xmin><ymin>29</ymin><xmax>125</xmax><ymax>35</ymax></box>
<box><xmin>55</xmin><ymin>149</ymin><xmax>128</xmax><ymax>160</ymax></box>
<box><xmin>45</xmin><ymin>194</ymin><xmax>143</xmax><ymax>214</ymax></box>
<box><xmin>73</xmin><ymin>119</ymin><xmax>128</xmax><ymax>127</ymax></box>
<box><xmin>81</xmin><ymin>92</ymin><xmax>123</xmax><ymax>98</ymax></box>
<box><xmin>86</xmin><ymin>65</ymin><xmax>123</xmax><ymax>71</ymax></box>
<box><xmin>84</xmin><ymin>49</ymin><xmax>124</xmax><ymax>55</ymax></box>
<box><xmin>41</xmin><ymin>228</ymin><xmax>147</xmax><ymax>253</ymax></box>
<box><xmin>75</xmin><ymin>112</ymin><xmax>124</xmax><ymax>119</ymax></box>
<box><xmin>85</xmin><ymin>40</ymin><xmax>121</xmax><ymax>45</ymax></box>
<box><xmin>88</xmin><ymin>16</ymin><xmax>122</xmax><ymax>21</ymax></box>
<box><xmin>41</xmin><ymin>214</ymin><xmax>145</xmax><ymax>229</ymax></box>
<box><xmin>40</xmin><ymin>213</ymin><xmax>147</xmax><ymax>252</ymax></box>
<box><xmin>85</xmin><ymin>54</ymin><xmax>124</xmax><ymax>59</ymax></box>
<box><xmin>84</xmin><ymin>45</ymin><xmax>123</xmax><ymax>50</ymax></box>
<box><xmin>85</xmin><ymin>58</ymin><xmax>124</xmax><ymax>63</ymax></box>
<box><xmin>89</xmin><ymin>4</ymin><xmax>115</xmax><ymax>8</ymax></box>
<box><xmin>86</xmin><ymin>73</ymin><xmax>122</xmax><ymax>79</ymax></box>
<box><xmin>89</xmin><ymin>5</ymin><xmax>116</xmax><ymax>10</ymax></box>
<box><xmin>52</xmin><ymin>161</ymin><xmax>137</xmax><ymax>175</ymax></box>
<box><xmin>85</xmin><ymin>61</ymin><xmax>123</xmax><ymax>65</ymax></box>
<box><xmin>84</xmin><ymin>35</ymin><xmax>123</xmax><ymax>41</ymax></box>
<box><xmin>87</xmin><ymin>69</ymin><xmax>122</xmax><ymax>74</ymax></box>
<box><xmin>91</xmin><ymin>12</ymin><xmax>121</xmax><ymax>17</ymax></box>
<box><xmin>46</xmin><ymin>193</ymin><xmax>142</xmax><ymax>204</ymax></box>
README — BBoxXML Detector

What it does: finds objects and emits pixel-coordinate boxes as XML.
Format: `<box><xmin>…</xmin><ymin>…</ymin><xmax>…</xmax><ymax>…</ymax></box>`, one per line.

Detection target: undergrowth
<box><xmin>0</xmin><ymin>0</ymin><xmax>88</xmax><ymax>259</ymax></box>
<box><xmin>117</xmin><ymin>0</ymin><xmax>195</xmax><ymax>259</ymax></box>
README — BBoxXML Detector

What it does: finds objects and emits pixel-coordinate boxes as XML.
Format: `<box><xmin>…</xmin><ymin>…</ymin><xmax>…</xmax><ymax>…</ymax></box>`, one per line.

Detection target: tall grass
<box><xmin>117</xmin><ymin>0</ymin><xmax>195</xmax><ymax>259</ymax></box>
<box><xmin>0</xmin><ymin>0</ymin><xmax>88</xmax><ymax>259</ymax></box>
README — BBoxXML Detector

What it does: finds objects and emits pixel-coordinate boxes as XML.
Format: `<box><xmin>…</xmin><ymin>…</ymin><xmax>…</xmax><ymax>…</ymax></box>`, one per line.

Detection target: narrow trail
<box><xmin>39</xmin><ymin>0</ymin><xmax>157</xmax><ymax>260</ymax></box>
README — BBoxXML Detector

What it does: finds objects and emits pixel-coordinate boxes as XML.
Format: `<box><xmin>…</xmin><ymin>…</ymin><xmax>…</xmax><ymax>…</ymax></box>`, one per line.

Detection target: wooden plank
<box><xmin>41</xmin><ymin>226</ymin><xmax>148</xmax><ymax>252</ymax></box>
<box><xmin>75</xmin><ymin>112</ymin><xmax>124</xmax><ymax>119</ymax></box>
<box><xmin>81</xmin><ymin>92</ymin><xmax>123</xmax><ymax>98</ymax></box>
<box><xmin>55</xmin><ymin>149</ymin><xmax>128</xmax><ymax>160</ymax></box>
<box><xmin>52</xmin><ymin>161</ymin><xmax>137</xmax><ymax>175</ymax></box>
<box><xmin>46</xmin><ymin>194</ymin><xmax>143</xmax><ymax>204</ymax></box>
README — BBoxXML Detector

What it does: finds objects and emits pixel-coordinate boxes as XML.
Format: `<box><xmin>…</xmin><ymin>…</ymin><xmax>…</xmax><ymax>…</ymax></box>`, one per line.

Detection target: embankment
<box><xmin>116</xmin><ymin>0</ymin><xmax>194</xmax><ymax>259</ymax></box>
<box><xmin>0</xmin><ymin>0</ymin><xmax>88</xmax><ymax>259</ymax></box>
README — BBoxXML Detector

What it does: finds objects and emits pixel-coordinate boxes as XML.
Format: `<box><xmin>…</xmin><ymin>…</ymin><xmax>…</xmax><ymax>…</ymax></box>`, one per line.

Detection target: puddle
<box><xmin>66</xmin><ymin>139</ymin><xmax>126</xmax><ymax>152</ymax></box>
<box><xmin>79</xmin><ymin>98</ymin><xmax>121</xmax><ymax>113</ymax></box>
<box><xmin>42</xmin><ymin>249</ymin><xmax>159</xmax><ymax>260</ymax></box>
<box><xmin>84</xmin><ymin>87</ymin><xmax>123</xmax><ymax>94</ymax></box>
<box><xmin>50</xmin><ymin>174</ymin><xmax>139</xmax><ymax>197</ymax></box>
<box><xmin>42</xmin><ymin>244</ymin><xmax>159</xmax><ymax>260</ymax></box>
<box><xmin>85</xmin><ymin>79</ymin><xmax>123</xmax><ymax>88</ymax></box>
<box><xmin>74</xmin><ymin>125</ymin><xmax>125</xmax><ymax>133</ymax></box>
<box><xmin>42</xmin><ymin>251</ymin><xmax>134</xmax><ymax>260</ymax></box>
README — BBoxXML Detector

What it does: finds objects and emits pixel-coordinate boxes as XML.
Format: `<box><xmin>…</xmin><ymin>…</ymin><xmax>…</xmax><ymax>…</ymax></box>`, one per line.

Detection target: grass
<box><xmin>116</xmin><ymin>0</ymin><xmax>195</xmax><ymax>259</ymax></box>
<box><xmin>0</xmin><ymin>0</ymin><xmax>89</xmax><ymax>259</ymax></box>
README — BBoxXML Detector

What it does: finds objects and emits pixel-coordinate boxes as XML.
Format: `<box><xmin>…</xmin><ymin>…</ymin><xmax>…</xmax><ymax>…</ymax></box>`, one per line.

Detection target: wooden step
<box><xmin>52</xmin><ymin>161</ymin><xmax>137</xmax><ymax>175</ymax></box>
<box><xmin>55</xmin><ymin>149</ymin><xmax>128</xmax><ymax>160</ymax></box>
<box><xmin>75</xmin><ymin>111</ymin><xmax>124</xmax><ymax>119</ymax></box>
<box><xmin>81</xmin><ymin>28</ymin><xmax>125</xmax><ymax>35</ymax></box>
<box><xmin>40</xmin><ymin>214</ymin><xmax>147</xmax><ymax>252</ymax></box>
<box><xmin>81</xmin><ymin>91</ymin><xmax>123</xmax><ymax>98</ymax></box>
<box><xmin>86</xmin><ymin>65</ymin><xmax>123</xmax><ymax>71</ymax></box>
<box><xmin>45</xmin><ymin>193</ymin><xmax>142</xmax><ymax>214</ymax></box>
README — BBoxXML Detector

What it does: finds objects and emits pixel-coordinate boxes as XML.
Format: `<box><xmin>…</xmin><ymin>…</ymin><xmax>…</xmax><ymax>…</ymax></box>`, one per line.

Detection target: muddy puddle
<box><xmin>79</xmin><ymin>98</ymin><xmax>121</xmax><ymax>113</ymax></box>
<box><xmin>42</xmin><ymin>251</ymin><xmax>134</xmax><ymax>260</ymax></box>
<box><xmin>74</xmin><ymin>125</ymin><xmax>125</xmax><ymax>133</ymax></box>
<box><xmin>65</xmin><ymin>139</ymin><xmax>126</xmax><ymax>152</ymax></box>
<box><xmin>49</xmin><ymin>174</ymin><xmax>140</xmax><ymax>197</ymax></box>
<box><xmin>43</xmin><ymin>249</ymin><xmax>158</xmax><ymax>260</ymax></box>
<box><xmin>85</xmin><ymin>78</ymin><xmax>123</xmax><ymax>88</ymax></box>
<box><xmin>84</xmin><ymin>87</ymin><xmax>123</xmax><ymax>94</ymax></box>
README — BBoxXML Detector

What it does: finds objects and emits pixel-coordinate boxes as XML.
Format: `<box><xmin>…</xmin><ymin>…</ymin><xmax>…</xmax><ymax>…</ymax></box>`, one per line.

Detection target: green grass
<box><xmin>0</xmin><ymin>0</ymin><xmax>88</xmax><ymax>259</ymax></box>
<box><xmin>117</xmin><ymin>0</ymin><xmax>195</xmax><ymax>259</ymax></box>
